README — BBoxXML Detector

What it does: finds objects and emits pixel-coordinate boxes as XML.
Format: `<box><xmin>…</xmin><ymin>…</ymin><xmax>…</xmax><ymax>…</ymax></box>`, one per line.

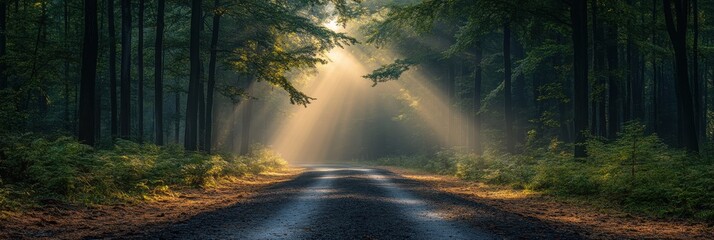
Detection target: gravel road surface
<box><xmin>122</xmin><ymin>165</ymin><xmax>582</xmax><ymax>239</ymax></box>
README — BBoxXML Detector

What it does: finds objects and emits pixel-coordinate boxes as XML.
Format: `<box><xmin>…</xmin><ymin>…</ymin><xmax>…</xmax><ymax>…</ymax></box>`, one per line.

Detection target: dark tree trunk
<box><xmin>0</xmin><ymin>1</ymin><xmax>6</xmax><ymax>89</ymax></box>
<box><xmin>137</xmin><ymin>0</ymin><xmax>144</xmax><ymax>142</ymax></box>
<box><xmin>108</xmin><ymin>0</ymin><xmax>118</xmax><ymax>139</ymax></box>
<box><xmin>513</xmin><ymin>39</ymin><xmax>526</xmax><ymax>143</ymax></box>
<box><xmin>592</xmin><ymin>0</ymin><xmax>607</xmax><ymax>137</ymax></box>
<box><xmin>503</xmin><ymin>21</ymin><xmax>513</xmax><ymax>153</ymax></box>
<box><xmin>78</xmin><ymin>0</ymin><xmax>98</xmax><ymax>146</ymax></box>
<box><xmin>63</xmin><ymin>1</ymin><xmax>70</xmax><ymax>130</ymax></box>
<box><xmin>175</xmin><ymin>91</ymin><xmax>180</xmax><ymax>144</ymax></box>
<box><xmin>571</xmin><ymin>0</ymin><xmax>589</xmax><ymax>157</ymax></box>
<box><xmin>663</xmin><ymin>0</ymin><xmax>698</xmax><ymax>152</ymax></box>
<box><xmin>693</xmin><ymin>0</ymin><xmax>703</xmax><ymax>145</ymax></box>
<box><xmin>206</xmin><ymin>0</ymin><xmax>222</xmax><ymax>153</ymax></box>
<box><xmin>473</xmin><ymin>45</ymin><xmax>483</xmax><ymax>155</ymax></box>
<box><xmin>652</xmin><ymin>0</ymin><xmax>659</xmax><ymax>133</ymax></box>
<box><xmin>185</xmin><ymin>0</ymin><xmax>201</xmax><ymax>151</ymax></box>
<box><xmin>607</xmin><ymin>24</ymin><xmax>620</xmax><ymax>138</ymax></box>
<box><xmin>154</xmin><ymin>0</ymin><xmax>165</xmax><ymax>145</ymax></box>
<box><xmin>120</xmin><ymin>0</ymin><xmax>131</xmax><ymax>139</ymax></box>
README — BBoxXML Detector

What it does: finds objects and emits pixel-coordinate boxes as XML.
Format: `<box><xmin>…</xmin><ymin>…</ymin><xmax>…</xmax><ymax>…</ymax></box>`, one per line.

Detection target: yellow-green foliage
<box><xmin>0</xmin><ymin>136</ymin><xmax>287</xmax><ymax>208</ymax></box>
<box><xmin>370</xmin><ymin>122</ymin><xmax>714</xmax><ymax>221</ymax></box>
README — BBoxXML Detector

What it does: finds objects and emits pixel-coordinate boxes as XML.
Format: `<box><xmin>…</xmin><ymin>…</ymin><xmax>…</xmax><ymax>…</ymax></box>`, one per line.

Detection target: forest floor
<box><xmin>384</xmin><ymin>167</ymin><xmax>714</xmax><ymax>239</ymax></box>
<box><xmin>0</xmin><ymin>168</ymin><xmax>304</xmax><ymax>240</ymax></box>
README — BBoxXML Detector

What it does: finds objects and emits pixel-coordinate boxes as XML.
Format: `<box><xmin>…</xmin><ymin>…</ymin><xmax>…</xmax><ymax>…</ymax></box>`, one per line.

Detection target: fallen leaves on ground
<box><xmin>386</xmin><ymin>167</ymin><xmax>714</xmax><ymax>240</ymax></box>
<box><xmin>0</xmin><ymin>168</ymin><xmax>303</xmax><ymax>240</ymax></box>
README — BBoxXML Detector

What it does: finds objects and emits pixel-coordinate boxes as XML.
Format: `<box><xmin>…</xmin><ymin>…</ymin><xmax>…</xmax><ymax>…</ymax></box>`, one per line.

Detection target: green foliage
<box><xmin>363</xmin><ymin>59</ymin><xmax>416</xmax><ymax>86</ymax></box>
<box><xmin>369</xmin><ymin>122</ymin><xmax>714</xmax><ymax>221</ymax></box>
<box><xmin>0</xmin><ymin>136</ymin><xmax>287</xmax><ymax>208</ymax></box>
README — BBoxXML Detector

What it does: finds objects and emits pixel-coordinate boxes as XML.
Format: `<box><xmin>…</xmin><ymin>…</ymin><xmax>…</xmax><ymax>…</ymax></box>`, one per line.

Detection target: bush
<box><xmin>367</xmin><ymin>122</ymin><xmax>714</xmax><ymax>221</ymax></box>
<box><xmin>0</xmin><ymin>136</ymin><xmax>288</xmax><ymax>208</ymax></box>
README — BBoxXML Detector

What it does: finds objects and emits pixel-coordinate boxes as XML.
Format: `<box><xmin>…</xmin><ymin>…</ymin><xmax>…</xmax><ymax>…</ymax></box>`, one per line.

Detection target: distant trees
<box><xmin>364</xmin><ymin>0</ymin><xmax>712</xmax><ymax>156</ymax></box>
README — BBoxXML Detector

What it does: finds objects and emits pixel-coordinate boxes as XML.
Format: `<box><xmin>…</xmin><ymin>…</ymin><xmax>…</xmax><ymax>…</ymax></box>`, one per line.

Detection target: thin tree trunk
<box><xmin>0</xmin><ymin>1</ymin><xmax>6</xmax><ymax>89</ymax></box>
<box><xmin>185</xmin><ymin>0</ymin><xmax>201</xmax><ymax>150</ymax></box>
<box><xmin>503</xmin><ymin>21</ymin><xmax>513</xmax><ymax>153</ymax></box>
<box><xmin>206</xmin><ymin>0</ymin><xmax>222</xmax><ymax>153</ymax></box>
<box><xmin>63</xmin><ymin>1</ymin><xmax>70</xmax><ymax>130</ymax></box>
<box><xmin>154</xmin><ymin>0</ymin><xmax>165</xmax><ymax>145</ymax></box>
<box><xmin>78</xmin><ymin>0</ymin><xmax>98</xmax><ymax>146</ymax></box>
<box><xmin>108</xmin><ymin>0</ymin><xmax>118</xmax><ymax>139</ymax></box>
<box><xmin>120</xmin><ymin>0</ymin><xmax>131</xmax><ymax>139</ymax></box>
<box><xmin>607</xmin><ymin>24</ymin><xmax>620</xmax><ymax>139</ymax></box>
<box><xmin>137</xmin><ymin>0</ymin><xmax>144</xmax><ymax>142</ymax></box>
<box><xmin>571</xmin><ymin>0</ymin><xmax>589</xmax><ymax>157</ymax></box>
<box><xmin>592</xmin><ymin>0</ymin><xmax>607</xmax><ymax>137</ymax></box>
<box><xmin>240</xmin><ymin>98</ymin><xmax>253</xmax><ymax>155</ymax></box>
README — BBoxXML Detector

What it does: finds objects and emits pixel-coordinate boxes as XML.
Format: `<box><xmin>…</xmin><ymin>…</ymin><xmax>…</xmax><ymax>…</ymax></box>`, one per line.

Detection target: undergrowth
<box><xmin>369</xmin><ymin>122</ymin><xmax>714</xmax><ymax>222</ymax></box>
<box><xmin>0</xmin><ymin>135</ymin><xmax>286</xmax><ymax>209</ymax></box>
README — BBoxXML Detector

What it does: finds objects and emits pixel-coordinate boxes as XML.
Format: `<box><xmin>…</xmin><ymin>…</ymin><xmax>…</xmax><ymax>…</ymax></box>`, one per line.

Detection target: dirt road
<box><xmin>123</xmin><ymin>165</ymin><xmax>581</xmax><ymax>239</ymax></box>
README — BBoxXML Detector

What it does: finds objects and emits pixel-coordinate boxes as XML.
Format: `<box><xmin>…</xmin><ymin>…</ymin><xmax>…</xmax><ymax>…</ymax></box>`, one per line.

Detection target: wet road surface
<box><xmin>124</xmin><ymin>165</ymin><xmax>582</xmax><ymax>239</ymax></box>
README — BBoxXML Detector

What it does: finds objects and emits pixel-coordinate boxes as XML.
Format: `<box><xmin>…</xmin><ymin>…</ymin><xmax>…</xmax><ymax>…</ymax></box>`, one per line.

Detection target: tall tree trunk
<box><xmin>663</xmin><ymin>0</ymin><xmax>698</xmax><ymax>152</ymax></box>
<box><xmin>503</xmin><ymin>21</ymin><xmax>514</xmax><ymax>153</ymax></box>
<box><xmin>79</xmin><ymin>0</ymin><xmax>98</xmax><ymax>145</ymax></box>
<box><xmin>513</xmin><ymin>39</ymin><xmax>526</xmax><ymax>143</ymax></box>
<box><xmin>154</xmin><ymin>0</ymin><xmax>165</xmax><ymax>145</ymax></box>
<box><xmin>185</xmin><ymin>0</ymin><xmax>201</xmax><ymax>151</ymax></box>
<box><xmin>607</xmin><ymin>24</ymin><xmax>620</xmax><ymax>138</ymax></box>
<box><xmin>206</xmin><ymin>0</ymin><xmax>222</xmax><ymax>153</ymax></box>
<box><xmin>137</xmin><ymin>0</ymin><xmax>144</xmax><ymax>142</ymax></box>
<box><xmin>120</xmin><ymin>0</ymin><xmax>131</xmax><ymax>139</ymax></box>
<box><xmin>652</xmin><ymin>0</ymin><xmax>659</xmax><ymax>133</ymax></box>
<box><xmin>571</xmin><ymin>0</ymin><xmax>589</xmax><ymax>157</ymax></box>
<box><xmin>693</xmin><ymin>0</ymin><xmax>703</xmax><ymax>145</ymax></box>
<box><xmin>0</xmin><ymin>1</ymin><xmax>6</xmax><ymax>89</ymax></box>
<box><xmin>592</xmin><ymin>0</ymin><xmax>607</xmax><ymax>137</ymax></box>
<box><xmin>473</xmin><ymin>44</ymin><xmax>483</xmax><ymax>155</ymax></box>
<box><xmin>108</xmin><ymin>0</ymin><xmax>118</xmax><ymax>139</ymax></box>
<box><xmin>63</xmin><ymin>1</ymin><xmax>71</xmax><ymax>131</ymax></box>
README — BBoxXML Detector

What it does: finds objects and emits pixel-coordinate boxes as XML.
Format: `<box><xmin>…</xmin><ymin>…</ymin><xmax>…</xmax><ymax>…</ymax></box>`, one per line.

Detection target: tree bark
<box><xmin>185</xmin><ymin>0</ymin><xmax>201</xmax><ymax>151</ymax></box>
<box><xmin>607</xmin><ymin>24</ymin><xmax>620</xmax><ymax>139</ymax></box>
<box><xmin>592</xmin><ymin>0</ymin><xmax>607</xmax><ymax>137</ymax></box>
<box><xmin>120</xmin><ymin>0</ymin><xmax>131</xmax><ymax>139</ymax></box>
<box><xmin>108</xmin><ymin>0</ymin><xmax>118</xmax><ymax>139</ymax></box>
<box><xmin>78</xmin><ymin>0</ymin><xmax>99</xmax><ymax>146</ymax></box>
<box><xmin>571</xmin><ymin>0</ymin><xmax>589</xmax><ymax>157</ymax></box>
<box><xmin>206</xmin><ymin>0</ymin><xmax>222</xmax><ymax>153</ymax></box>
<box><xmin>663</xmin><ymin>0</ymin><xmax>698</xmax><ymax>152</ymax></box>
<box><xmin>154</xmin><ymin>0</ymin><xmax>165</xmax><ymax>145</ymax></box>
<box><xmin>503</xmin><ymin>21</ymin><xmax>514</xmax><ymax>153</ymax></box>
<box><xmin>0</xmin><ymin>1</ymin><xmax>6</xmax><ymax>89</ymax></box>
<box><xmin>137</xmin><ymin>0</ymin><xmax>145</xmax><ymax>142</ymax></box>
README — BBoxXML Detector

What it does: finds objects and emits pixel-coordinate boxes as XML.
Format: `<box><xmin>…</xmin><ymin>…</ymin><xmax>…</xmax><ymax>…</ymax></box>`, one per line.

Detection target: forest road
<box><xmin>123</xmin><ymin>165</ymin><xmax>583</xmax><ymax>240</ymax></box>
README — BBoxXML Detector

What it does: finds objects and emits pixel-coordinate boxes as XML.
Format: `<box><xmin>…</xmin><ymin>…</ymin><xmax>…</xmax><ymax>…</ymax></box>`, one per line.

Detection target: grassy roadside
<box><xmin>365</xmin><ymin>124</ymin><xmax>714</xmax><ymax>222</ymax></box>
<box><xmin>0</xmin><ymin>134</ymin><xmax>306</xmax><ymax>239</ymax></box>
<box><xmin>383</xmin><ymin>166</ymin><xmax>714</xmax><ymax>239</ymax></box>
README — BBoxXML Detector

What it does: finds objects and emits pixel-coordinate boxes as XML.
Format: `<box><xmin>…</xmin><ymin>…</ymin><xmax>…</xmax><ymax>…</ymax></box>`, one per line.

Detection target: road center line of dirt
<box><xmin>241</xmin><ymin>168</ymin><xmax>337</xmax><ymax>239</ymax></box>
<box><xmin>362</xmin><ymin>169</ymin><xmax>494</xmax><ymax>240</ymax></box>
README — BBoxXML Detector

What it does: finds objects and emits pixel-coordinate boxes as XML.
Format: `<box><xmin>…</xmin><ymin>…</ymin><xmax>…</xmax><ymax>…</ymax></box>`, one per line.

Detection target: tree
<box><xmin>154</xmin><ymin>0</ymin><xmax>165</xmax><ymax>145</ymax></box>
<box><xmin>185</xmin><ymin>0</ymin><xmax>201</xmax><ymax>151</ymax></box>
<box><xmin>663</xmin><ymin>0</ymin><xmax>698</xmax><ymax>152</ymax></box>
<box><xmin>108</xmin><ymin>0</ymin><xmax>118</xmax><ymax>139</ymax></box>
<box><xmin>120</xmin><ymin>0</ymin><xmax>131</xmax><ymax>139</ymax></box>
<box><xmin>571</xmin><ymin>0</ymin><xmax>589</xmax><ymax>157</ymax></box>
<box><xmin>206</xmin><ymin>0</ymin><xmax>223</xmax><ymax>153</ymax></box>
<box><xmin>137</xmin><ymin>0</ymin><xmax>145</xmax><ymax>142</ymax></box>
<box><xmin>78</xmin><ymin>0</ymin><xmax>99</xmax><ymax>145</ymax></box>
<box><xmin>503</xmin><ymin>21</ymin><xmax>514</xmax><ymax>153</ymax></box>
